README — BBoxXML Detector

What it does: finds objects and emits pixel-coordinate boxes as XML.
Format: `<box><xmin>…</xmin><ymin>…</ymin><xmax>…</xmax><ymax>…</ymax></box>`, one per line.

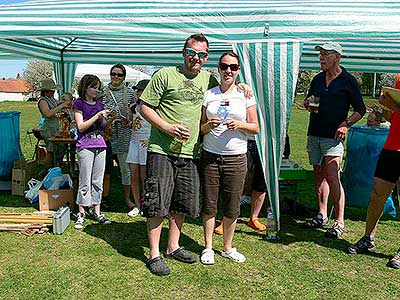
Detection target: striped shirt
<box><xmin>103</xmin><ymin>84</ymin><xmax>135</xmax><ymax>153</ymax></box>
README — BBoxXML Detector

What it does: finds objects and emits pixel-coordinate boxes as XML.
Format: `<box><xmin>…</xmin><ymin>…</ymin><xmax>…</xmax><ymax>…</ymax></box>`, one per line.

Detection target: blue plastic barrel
<box><xmin>0</xmin><ymin>111</ymin><xmax>23</xmax><ymax>180</ymax></box>
<box><xmin>342</xmin><ymin>125</ymin><xmax>395</xmax><ymax>216</ymax></box>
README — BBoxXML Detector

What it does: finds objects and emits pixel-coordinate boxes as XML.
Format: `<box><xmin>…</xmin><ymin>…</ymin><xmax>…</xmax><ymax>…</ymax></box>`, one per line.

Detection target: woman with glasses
<box><xmin>200</xmin><ymin>52</ymin><xmax>259</xmax><ymax>265</ymax></box>
<box><xmin>103</xmin><ymin>64</ymin><xmax>136</xmax><ymax>215</ymax></box>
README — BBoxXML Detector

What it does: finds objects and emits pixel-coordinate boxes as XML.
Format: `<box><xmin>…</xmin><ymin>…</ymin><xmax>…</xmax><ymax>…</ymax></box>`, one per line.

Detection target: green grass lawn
<box><xmin>1</xmin><ymin>101</ymin><xmax>400</xmax><ymax>300</ymax></box>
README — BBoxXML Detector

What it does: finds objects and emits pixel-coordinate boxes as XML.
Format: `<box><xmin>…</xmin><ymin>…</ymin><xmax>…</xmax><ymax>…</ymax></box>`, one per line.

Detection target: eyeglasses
<box><xmin>110</xmin><ymin>72</ymin><xmax>125</xmax><ymax>78</ymax></box>
<box><xmin>319</xmin><ymin>51</ymin><xmax>336</xmax><ymax>57</ymax></box>
<box><xmin>185</xmin><ymin>47</ymin><xmax>208</xmax><ymax>59</ymax></box>
<box><xmin>219</xmin><ymin>63</ymin><xmax>239</xmax><ymax>71</ymax></box>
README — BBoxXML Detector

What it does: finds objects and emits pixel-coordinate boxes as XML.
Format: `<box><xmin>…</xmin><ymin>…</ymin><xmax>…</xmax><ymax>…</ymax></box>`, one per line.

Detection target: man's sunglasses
<box><xmin>185</xmin><ymin>48</ymin><xmax>208</xmax><ymax>59</ymax></box>
<box><xmin>319</xmin><ymin>50</ymin><xmax>336</xmax><ymax>57</ymax></box>
<box><xmin>219</xmin><ymin>63</ymin><xmax>239</xmax><ymax>72</ymax></box>
<box><xmin>110</xmin><ymin>72</ymin><xmax>125</xmax><ymax>78</ymax></box>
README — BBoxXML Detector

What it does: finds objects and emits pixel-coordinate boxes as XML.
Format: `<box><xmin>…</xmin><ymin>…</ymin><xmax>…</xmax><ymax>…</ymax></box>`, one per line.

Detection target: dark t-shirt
<box><xmin>306</xmin><ymin>67</ymin><xmax>366</xmax><ymax>139</ymax></box>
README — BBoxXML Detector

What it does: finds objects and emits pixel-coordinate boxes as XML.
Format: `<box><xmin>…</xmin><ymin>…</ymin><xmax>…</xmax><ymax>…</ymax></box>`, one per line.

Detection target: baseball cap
<box><xmin>314</xmin><ymin>42</ymin><xmax>343</xmax><ymax>55</ymax></box>
<box><xmin>133</xmin><ymin>79</ymin><xmax>150</xmax><ymax>90</ymax></box>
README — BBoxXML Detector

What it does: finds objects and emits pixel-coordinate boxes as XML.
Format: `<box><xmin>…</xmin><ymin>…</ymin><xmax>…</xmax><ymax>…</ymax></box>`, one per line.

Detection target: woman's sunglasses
<box><xmin>185</xmin><ymin>47</ymin><xmax>208</xmax><ymax>59</ymax></box>
<box><xmin>219</xmin><ymin>63</ymin><xmax>239</xmax><ymax>71</ymax></box>
<box><xmin>110</xmin><ymin>72</ymin><xmax>125</xmax><ymax>78</ymax></box>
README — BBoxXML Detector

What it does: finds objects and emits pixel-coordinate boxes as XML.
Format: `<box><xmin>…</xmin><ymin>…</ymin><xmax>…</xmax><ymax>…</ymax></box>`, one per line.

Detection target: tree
<box><xmin>23</xmin><ymin>59</ymin><xmax>53</xmax><ymax>96</ymax></box>
<box><xmin>379</xmin><ymin>73</ymin><xmax>397</xmax><ymax>89</ymax></box>
<box><xmin>296</xmin><ymin>70</ymin><xmax>317</xmax><ymax>95</ymax></box>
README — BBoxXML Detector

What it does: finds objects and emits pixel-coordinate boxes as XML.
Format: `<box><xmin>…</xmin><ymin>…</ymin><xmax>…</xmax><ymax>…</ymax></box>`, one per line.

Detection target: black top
<box><xmin>306</xmin><ymin>66</ymin><xmax>366</xmax><ymax>138</ymax></box>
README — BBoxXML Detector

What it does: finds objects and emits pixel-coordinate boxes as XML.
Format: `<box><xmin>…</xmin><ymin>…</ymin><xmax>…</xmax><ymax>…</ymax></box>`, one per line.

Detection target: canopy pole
<box><xmin>60</xmin><ymin>38</ymin><xmax>78</xmax><ymax>90</ymax></box>
<box><xmin>373</xmin><ymin>73</ymin><xmax>377</xmax><ymax>98</ymax></box>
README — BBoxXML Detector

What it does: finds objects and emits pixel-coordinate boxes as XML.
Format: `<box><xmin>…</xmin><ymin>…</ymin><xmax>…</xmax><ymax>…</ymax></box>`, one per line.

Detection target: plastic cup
<box><xmin>308</xmin><ymin>96</ymin><xmax>320</xmax><ymax>113</ymax></box>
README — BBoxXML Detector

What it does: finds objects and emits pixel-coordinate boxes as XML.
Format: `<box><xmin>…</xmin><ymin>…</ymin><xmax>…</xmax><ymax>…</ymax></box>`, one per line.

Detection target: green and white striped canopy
<box><xmin>1</xmin><ymin>0</ymin><xmax>399</xmax><ymax>231</ymax></box>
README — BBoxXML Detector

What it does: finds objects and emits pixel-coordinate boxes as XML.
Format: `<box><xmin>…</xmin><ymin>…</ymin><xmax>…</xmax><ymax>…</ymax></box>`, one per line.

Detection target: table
<box><xmin>48</xmin><ymin>137</ymin><xmax>76</xmax><ymax>175</ymax></box>
<box><xmin>279</xmin><ymin>159</ymin><xmax>307</xmax><ymax>201</ymax></box>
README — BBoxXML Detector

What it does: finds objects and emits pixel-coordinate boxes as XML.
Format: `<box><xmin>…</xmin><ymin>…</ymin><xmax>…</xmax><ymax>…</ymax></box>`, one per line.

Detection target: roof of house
<box><xmin>0</xmin><ymin>78</ymin><xmax>30</xmax><ymax>93</ymax></box>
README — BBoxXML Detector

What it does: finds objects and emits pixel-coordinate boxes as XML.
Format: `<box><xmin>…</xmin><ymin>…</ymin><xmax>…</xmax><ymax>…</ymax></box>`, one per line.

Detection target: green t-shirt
<box><xmin>141</xmin><ymin>66</ymin><xmax>219</xmax><ymax>158</ymax></box>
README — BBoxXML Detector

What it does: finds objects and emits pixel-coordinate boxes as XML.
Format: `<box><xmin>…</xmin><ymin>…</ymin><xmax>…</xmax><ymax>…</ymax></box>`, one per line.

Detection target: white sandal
<box><xmin>200</xmin><ymin>248</ymin><xmax>215</xmax><ymax>265</ymax></box>
<box><xmin>221</xmin><ymin>247</ymin><xmax>246</xmax><ymax>263</ymax></box>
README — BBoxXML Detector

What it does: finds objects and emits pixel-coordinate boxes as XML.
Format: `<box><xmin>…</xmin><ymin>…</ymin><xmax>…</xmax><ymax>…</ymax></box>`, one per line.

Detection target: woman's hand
<box><xmin>207</xmin><ymin>117</ymin><xmax>221</xmax><ymax>130</ymax></box>
<box><xmin>225</xmin><ymin>119</ymin><xmax>243</xmax><ymax>131</ymax></box>
<box><xmin>96</xmin><ymin>109</ymin><xmax>110</xmax><ymax>120</ymax></box>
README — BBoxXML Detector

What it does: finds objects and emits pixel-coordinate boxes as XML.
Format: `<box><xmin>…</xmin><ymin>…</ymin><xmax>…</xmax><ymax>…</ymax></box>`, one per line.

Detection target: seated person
<box><xmin>38</xmin><ymin>78</ymin><xmax>71</xmax><ymax>170</ymax></box>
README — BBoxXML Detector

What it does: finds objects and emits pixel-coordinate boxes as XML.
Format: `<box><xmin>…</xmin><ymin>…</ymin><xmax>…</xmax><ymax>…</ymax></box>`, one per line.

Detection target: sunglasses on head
<box><xmin>110</xmin><ymin>72</ymin><xmax>125</xmax><ymax>78</ymax></box>
<box><xmin>219</xmin><ymin>63</ymin><xmax>239</xmax><ymax>71</ymax></box>
<box><xmin>185</xmin><ymin>47</ymin><xmax>208</xmax><ymax>59</ymax></box>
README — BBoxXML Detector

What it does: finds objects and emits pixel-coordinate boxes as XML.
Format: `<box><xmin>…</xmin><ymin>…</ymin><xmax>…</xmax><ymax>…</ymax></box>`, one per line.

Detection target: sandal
<box><xmin>146</xmin><ymin>256</ymin><xmax>170</xmax><ymax>276</ymax></box>
<box><xmin>200</xmin><ymin>249</ymin><xmax>215</xmax><ymax>265</ymax></box>
<box><xmin>165</xmin><ymin>247</ymin><xmax>197</xmax><ymax>264</ymax></box>
<box><xmin>221</xmin><ymin>247</ymin><xmax>246</xmax><ymax>263</ymax></box>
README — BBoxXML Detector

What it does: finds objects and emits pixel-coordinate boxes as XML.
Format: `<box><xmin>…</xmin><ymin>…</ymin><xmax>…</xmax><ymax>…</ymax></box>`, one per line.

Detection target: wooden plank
<box><xmin>0</xmin><ymin>218</ymin><xmax>52</xmax><ymax>224</ymax></box>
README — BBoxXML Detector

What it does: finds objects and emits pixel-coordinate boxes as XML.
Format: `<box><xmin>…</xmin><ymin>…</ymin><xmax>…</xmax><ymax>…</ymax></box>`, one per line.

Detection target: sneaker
<box><xmin>325</xmin><ymin>221</ymin><xmax>344</xmax><ymax>238</ymax></box>
<box><xmin>387</xmin><ymin>248</ymin><xmax>400</xmax><ymax>269</ymax></box>
<box><xmin>305</xmin><ymin>213</ymin><xmax>329</xmax><ymax>228</ymax></box>
<box><xmin>74</xmin><ymin>212</ymin><xmax>85</xmax><ymax>230</ymax></box>
<box><xmin>240</xmin><ymin>195</ymin><xmax>252</xmax><ymax>206</ymax></box>
<box><xmin>348</xmin><ymin>236</ymin><xmax>375</xmax><ymax>254</ymax></box>
<box><xmin>247</xmin><ymin>218</ymin><xmax>267</xmax><ymax>231</ymax></box>
<box><xmin>128</xmin><ymin>207</ymin><xmax>140</xmax><ymax>218</ymax></box>
<box><xmin>214</xmin><ymin>222</ymin><xmax>224</xmax><ymax>235</ymax></box>
<box><xmin>94</xmin><ymin>212</ymin><xmax>111</xmax><ymax>225</ymax></box>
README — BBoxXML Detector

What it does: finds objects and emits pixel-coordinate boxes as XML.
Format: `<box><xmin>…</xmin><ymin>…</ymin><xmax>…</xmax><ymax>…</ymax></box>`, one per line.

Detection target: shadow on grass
<box><xmin>0</xmin><ymin>191</ymin><xmax>34</xmax><ymax>208</ymax></box>
<box><xmin>84</xmin><ymin>220</ymin><xmax>203</xmax><ymax>263</ymax></box>
<box><xmin>276</xmin><ymin>214</ymin><xmax>392</xmax><ymax>260</ymax></box>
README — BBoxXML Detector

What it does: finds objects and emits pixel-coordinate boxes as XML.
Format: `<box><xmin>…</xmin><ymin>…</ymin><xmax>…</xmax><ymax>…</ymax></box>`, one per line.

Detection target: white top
<box><xmin>131</xmin><ymin>111</ymin><xmax>152</xmax><ymax>141</ymax></box>
<box><xmin>202</xmin><ymin>86</ymin><xmax>256</xmax><ymax>155</ymax></box>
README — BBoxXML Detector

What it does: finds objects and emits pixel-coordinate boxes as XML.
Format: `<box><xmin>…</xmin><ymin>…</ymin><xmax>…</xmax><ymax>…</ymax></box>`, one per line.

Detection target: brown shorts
<box><xmin>201</xmin><ymin>150</ymin><xmax>247</xmax><ymax>219</ymax></box>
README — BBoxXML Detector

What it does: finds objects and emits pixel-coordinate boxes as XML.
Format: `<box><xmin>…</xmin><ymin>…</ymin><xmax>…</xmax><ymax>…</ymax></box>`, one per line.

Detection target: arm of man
<box><xmin>335</xmin><ymin>77</ymin><xmax>366</xmax><ymax>141</ymax></box>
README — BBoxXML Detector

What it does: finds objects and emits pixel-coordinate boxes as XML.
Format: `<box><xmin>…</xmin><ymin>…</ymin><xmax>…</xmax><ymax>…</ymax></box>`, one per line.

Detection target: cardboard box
<box><xmin>11</xmin><ymin>159</ymin><xmax>38</xmax><ymax>196</ymax></box>
<box><xmin>39</xmin><ymin>189</ymin><xmax>75</xmax><ymax>211</ymax></box>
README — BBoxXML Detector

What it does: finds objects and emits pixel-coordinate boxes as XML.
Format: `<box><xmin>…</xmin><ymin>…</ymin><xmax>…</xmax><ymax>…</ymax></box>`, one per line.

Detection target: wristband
<box><xmin>345</xmin><ymin>119</ymin><xmax>353</xmax><ymax>127</ymax></box>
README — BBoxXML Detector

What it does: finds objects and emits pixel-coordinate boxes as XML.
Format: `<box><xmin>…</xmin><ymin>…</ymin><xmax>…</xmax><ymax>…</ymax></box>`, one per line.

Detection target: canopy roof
<box><xmin>0</xmin><ymin>1</ymin><xmax>399</xmax><ymax>72</ymax></box>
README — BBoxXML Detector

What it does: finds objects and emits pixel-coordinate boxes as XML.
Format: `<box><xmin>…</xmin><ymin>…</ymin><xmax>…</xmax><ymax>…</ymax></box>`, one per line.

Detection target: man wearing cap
<box><xmin>304</xmin><ymin>42</ymin><xmax>366</xmax><ymax>238</ymax></box>
<box><xmin>38</xmin><ymin>78</ymin><xmax>71</xmax><ymax>170</ymax></box>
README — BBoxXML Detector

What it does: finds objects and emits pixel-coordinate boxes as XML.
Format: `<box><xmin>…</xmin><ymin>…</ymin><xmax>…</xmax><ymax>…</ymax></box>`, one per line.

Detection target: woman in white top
<box><xmin>200</xmin><ymin>51</ymin><xmax>259</xmax><ymax>265</ymax></box>
<box><xmin>126</xmin><ymin>79</ymin><xmax>151</xmax><ymax>217</ymax></box>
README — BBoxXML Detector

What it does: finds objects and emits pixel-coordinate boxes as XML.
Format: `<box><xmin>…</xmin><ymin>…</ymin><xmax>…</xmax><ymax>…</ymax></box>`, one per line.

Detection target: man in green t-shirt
<box><xmin>139</xmin><ymin>33</ymin><xmax>219</xmax><ymax>276</ymax></box>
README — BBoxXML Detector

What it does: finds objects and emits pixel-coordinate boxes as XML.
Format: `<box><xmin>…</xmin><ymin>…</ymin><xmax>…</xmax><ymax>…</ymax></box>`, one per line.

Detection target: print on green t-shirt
<box><xmin>140</xmin><ymin>66</ymin><xmax>219</xmax><ymax>159</ymax></box>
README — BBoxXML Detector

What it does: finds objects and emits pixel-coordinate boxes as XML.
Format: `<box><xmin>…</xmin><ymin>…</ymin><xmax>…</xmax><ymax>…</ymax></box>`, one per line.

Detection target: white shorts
<box><xmin>126</xmin><ymin>139</ymin><xmax>148</xmax><ymax>166</ymax></box>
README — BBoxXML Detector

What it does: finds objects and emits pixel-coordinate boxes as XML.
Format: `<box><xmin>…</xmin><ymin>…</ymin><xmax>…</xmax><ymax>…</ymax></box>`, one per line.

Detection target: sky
<box><xmin>0</xmin><ymin>60</ymin><xmax>28</xmax><ymax>79</ymax></box>
<box><xmin>0</xmin><ymin>0</ymin><xmax>30</xmax><ymax>78</ymax></box>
